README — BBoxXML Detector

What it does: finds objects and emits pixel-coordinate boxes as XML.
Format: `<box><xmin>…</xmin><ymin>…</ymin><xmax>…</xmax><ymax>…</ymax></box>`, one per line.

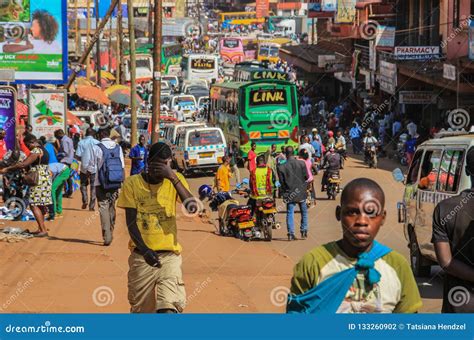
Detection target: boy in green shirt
<box><xmin>288</xmin><ymin>178</ymin><xmax>422</xmax><ymax>313</ymax></box>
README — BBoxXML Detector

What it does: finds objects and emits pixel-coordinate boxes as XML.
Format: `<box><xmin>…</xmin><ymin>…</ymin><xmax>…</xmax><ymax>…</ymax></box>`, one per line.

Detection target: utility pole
<box><xmin>151</xmin><ymin>0</ymin><xmax>162</xmax><ymax>143</ymax></box>
<box><xmin>148</xmin><ymin>0</ymin><xmax>153</xmax><ymax>44</ymax></box>
<box><xmin>66</xmin><ymin>0</ymin><xmax>120</xmax><ymax>90</ymax></box>
<box><xmin>75</xmin><ymin>0</ymin><xmax>80</xmax><ymax>57</ymax></box>
<box><xmin>108</xmin><ymin>16</ymin><xmax>113</xmax><ymax>73</ymax></box>
<box><xmin>116</xmin><ymin>1</ymin><xmax>123</xmax><ymax>83</ymax></box>
<box><xmin>86</xmin><ymin>0</ymin><xmax>91</xmax><ymax>79</ymax></box>
<box><xmin>95</xmin><ymin>0</ymin><xmax>102</xmax><ymax>87</ymax></box>
<box><xmin>128</xmin><ymin>0</ymin><xmax>138</xmax><ymax>146</ymax></box>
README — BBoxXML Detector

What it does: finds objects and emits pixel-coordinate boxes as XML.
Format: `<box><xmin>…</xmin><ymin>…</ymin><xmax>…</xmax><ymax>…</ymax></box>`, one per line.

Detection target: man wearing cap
<box><xmin>117</xmin><ymin>142</ymin><xmax>197</xmax><ymax>313</ymax></box>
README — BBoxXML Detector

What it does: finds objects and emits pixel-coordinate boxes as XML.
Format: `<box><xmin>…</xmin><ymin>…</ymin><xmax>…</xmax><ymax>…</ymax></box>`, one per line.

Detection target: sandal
<box><xmin>34</xmin><ymin>232</ymin><xmax>49</xmax><ymax>238</ymax></box>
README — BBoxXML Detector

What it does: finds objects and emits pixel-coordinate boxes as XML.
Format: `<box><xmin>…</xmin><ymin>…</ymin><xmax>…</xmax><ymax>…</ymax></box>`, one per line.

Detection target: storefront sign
<box><xmin>394</xmin><ymin>46</ymin><xmax>440</xmax><ymax>60</ymax></box>
<box><xmin>29</xmin><ymin>89</ymin><xmax>67</xmax><ymax>140</ymax></box>
<box><xmin>376</xmin><ymin>26</ymin><xmax>395</xmax><ymax>48</ymax></box>
<box><xmin>378</xmin><ymin>61</ymin><xmax>397</xmax><ymax>95</ymax></box>
<box><xmin>322</xmin><ymin>0</ymin><xmax>337</xmax><ymax>11</ymax></box>
<box><xmin>399</xmin><ymin>91</ymin><xmax>436</xmax><ymax>105</ymax></box>
<box><xmin>307</xmin><ymin>0</ymin><xmax>334</xmax><ymax>18</ymax></box>
<box><xmin>336</xmin><ymin>0</ymin><xmax>356</xmax><ymax>23</ymax></box>
<box><xmin>443</xmin><ymin>64</ymin><xmax>456</xmax><ymax>81</ymax></box>
<box><xmin>0</xmin><ymin>86</ymin><xmax>16</xmax><ymax>150</ymax></box>
<box><xmin>369</xmin><ymin>41</ymin><xmax>376</xmax><ymax>71</ymax></box>
<box><xmin>0</xmin><ymin>0</ymin><xmax>67</xmax><ymax>84</ymax></box>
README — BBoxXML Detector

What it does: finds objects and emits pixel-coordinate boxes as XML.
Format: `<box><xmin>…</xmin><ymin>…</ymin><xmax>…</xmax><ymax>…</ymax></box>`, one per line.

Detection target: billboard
<box><xmin>256</xmin><ymin>0</ymin><xmax>270</xmax><ymax>18</ymax></box>
<box><xmin>29</xmin><ymin>89</ymin><xmax>67</xmax><ymax>140</ymax></box>
<box><xmin>336</xmin><ymin>0</ymin><xmax>356</xmax><ymax>23</ymax></box>
<box><xmin>469</xmin><ymin>18</ymin><xmax>474</xmax><ymax>60</ymax></box>
<box><xmin>0</xmin><ymin>86</ymin><xmax>16</xmax><ymax>150</ymax></box>
<box><xmin>0</xmin><ymin>0</ymin><xmax>67</xmax><ymax>84</ymax></box>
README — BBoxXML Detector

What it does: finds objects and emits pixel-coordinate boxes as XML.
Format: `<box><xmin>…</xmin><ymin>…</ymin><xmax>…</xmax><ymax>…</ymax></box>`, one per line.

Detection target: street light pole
<box><xmin>94</xmin><ymin>0</ymin><xmax>102</xmax><ymax>87</ymax></box>
<box><xmin>128</xmin><ymin>0</ymin><xmax>138</xmax><ymax>147</ymax></box>
<box><xmin>151</xmin><ymin>0</ymin><xmax>162</xmax><ymax>143</ymax></box>
<box><xmin>116</xmin><ymin>1</ymin><xmax>123</xmax><ymax>84</ymax></box>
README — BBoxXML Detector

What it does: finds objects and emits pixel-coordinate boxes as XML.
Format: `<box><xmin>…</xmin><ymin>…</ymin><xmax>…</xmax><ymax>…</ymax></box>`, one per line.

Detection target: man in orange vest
<box><xmin>248</xmin><ymin>155</ymin><xmax>274</xmax><ymax>215</ymax></box>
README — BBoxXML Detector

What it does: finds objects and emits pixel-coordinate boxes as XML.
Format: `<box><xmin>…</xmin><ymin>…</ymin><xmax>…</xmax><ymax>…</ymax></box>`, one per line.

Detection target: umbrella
<box><xmin>107</xmin><ymin>88</ymin><xmax>142</xmax><ymax>106</ymax></box>
<box><xmin>67</xmin><ymin>111</ymin><xmax>84</xmax><ymax>126</ymax></box>
<box><xmin>76</xmin><ymin>85</ymin><xmax>111</xmax><ymax>105</ymax></box>
<box><xmin>92</xmin><ymin>71</ymin><xmax>116</xmax><ymax>81</ymax></box>
<box><xmin>104</xmin><ymin>84</ymin><xmax>129</xmax><ymax>96</ymax></box>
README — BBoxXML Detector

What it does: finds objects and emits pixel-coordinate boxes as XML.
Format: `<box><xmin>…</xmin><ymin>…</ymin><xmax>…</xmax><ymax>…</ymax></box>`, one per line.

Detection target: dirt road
<box><xmin>0</xmin><ymin>155</ymin><xmax>442</xmax><ymax>313</ymax></box>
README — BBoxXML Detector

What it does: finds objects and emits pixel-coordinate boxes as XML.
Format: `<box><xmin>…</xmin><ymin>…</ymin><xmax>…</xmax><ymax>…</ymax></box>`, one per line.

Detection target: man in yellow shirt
<box><xmin>215</xmin><ymin>155</ymin><xmax>232</xmax><ymax>192</ymax></box>
<box><xmin>117</xmin><ymin>142</ymin><xmax>197</xmax><ymax>313</ymax></box>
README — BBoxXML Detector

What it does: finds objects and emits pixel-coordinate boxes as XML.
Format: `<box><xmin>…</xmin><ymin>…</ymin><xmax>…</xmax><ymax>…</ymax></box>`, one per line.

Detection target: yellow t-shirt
<box><xmin>215</xmin><ymin>164</ymin><xmax>231</xmax><ymax>192</ymax></box>
<box><xmin>117</xmin><ymin>173</ymin><xmax>189</xmax><ymax>253</ymax></box>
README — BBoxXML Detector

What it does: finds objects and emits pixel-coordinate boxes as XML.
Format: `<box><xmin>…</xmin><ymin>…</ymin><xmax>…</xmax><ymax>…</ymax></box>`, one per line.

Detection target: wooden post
<box><xmin>148</xmin><ymin>0</ymin><xmax>153</xmax><ymax>44</ymax></box>
<box><xmin>95</xmin><ymin>0</ymin><xmax>102</xmax><ymax>87</ymax></box>
<box><xmin>86</xmin><ymin>0</ymin><xmax>91</xmax><ymax>79</ymax></box>
<box><xmin>66</xmin><ymin>0</ymin><xmax>120</xmax><ymax>90</ymax></box>
<box><xmin>116</xmin><ymin>1</ymin><xmax>123</xmax><ymax>83</ymax></box>
<box><xmin>151</xmin><ymin>0</ymin><xmax>162</xmax><ymax>143</ymax></box>
<box><xmin>75</xmin><ymin>0</ymin><xmax>80</xmax><ymax>57</ymax></box>
<box><xmin>128</xmin><ymin>0</ymin><xmax>138</xmax><ymax>146</ymax></box>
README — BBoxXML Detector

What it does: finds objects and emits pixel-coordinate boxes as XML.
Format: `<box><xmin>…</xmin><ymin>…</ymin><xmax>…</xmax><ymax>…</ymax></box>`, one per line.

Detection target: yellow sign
<box><xmin>336</xmin><ymin>0</ymin><xmax>356</xmax><ymax>23</ymax></box>
<box><xmin>250</xmin><ymin>89</ymin><xmax>287</xmax><ymax>106</ymax></box>
<box><xmin>252</xmin><ymin>71</ymin><xmax>288</xmax><ymax>81</ymax></box>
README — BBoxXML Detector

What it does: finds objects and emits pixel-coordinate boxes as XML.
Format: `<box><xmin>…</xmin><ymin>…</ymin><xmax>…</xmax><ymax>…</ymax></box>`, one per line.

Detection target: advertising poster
<box><xmin>469</xmin><ymin>18</ymin><xmax>474</xmax><ymax>60</ymax></box>
<box><xmin>29</xmin><ymin>89</ymin><xmax>66</xmax><ymax>140</ymax></box>
<box><xmin>376</xmin><ymin>26</ymin><xmax>395</xmax><ymax>48</ymax></box>
<box><xmin>336</xmin><ymin>0</ymin><xmax>356</xmax><ymax>23</ymax></box>
<box><xmin>256</xmin><ymin>0</ymin><xmax>270</xmax><ymax>18</ymax></box>
<box><xmin>322</xmin><ymin>0</ymin><xmax>337</xmax><ymax>11</ymax></box>
<box><xmin>0</xmin><ymin>86</ymin><xmax>16</xmax><ymax>150</ymax></box>
<box><xmin>0</xmin><ymin>0</ymin><xmax>67</xmax><ymax>84</ymax></box>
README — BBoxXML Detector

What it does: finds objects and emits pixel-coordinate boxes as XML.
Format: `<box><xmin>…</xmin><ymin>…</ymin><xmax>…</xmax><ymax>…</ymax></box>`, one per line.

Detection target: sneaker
<box><xmin>82</xmin><ymin>203</ymin><xmax>87</xmax><ymax>210</ymax></box>
<box><xmin>287</xmin><ymin>233</ymin><xmax>296</xmax><ymax>241</ymax></box>
<box><xmin>301</xmin><ymin>231</ymin><xmax>308</xmax><ymax>239</ymax></box>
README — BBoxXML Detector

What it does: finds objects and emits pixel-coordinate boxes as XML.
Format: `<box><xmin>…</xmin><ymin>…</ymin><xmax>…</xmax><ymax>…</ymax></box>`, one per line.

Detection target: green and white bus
<box><xmin>209</xmin><ymin>80</ymin><xmax>299</xmax><ymax>157</ymax></box>
<box><xmin>162</xmin><ymin>43</ymin><xmax>182</xmax><ymax>74</ymax></box>
<box><xmin>233</xmin><ymin>63</ymin><xmax>289</xmax><ymax>82</ymax></box>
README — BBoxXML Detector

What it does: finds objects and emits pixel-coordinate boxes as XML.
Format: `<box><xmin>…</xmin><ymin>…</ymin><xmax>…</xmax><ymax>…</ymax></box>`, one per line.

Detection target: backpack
<box><xmin>98</xmin><ymin>143</ymin><xmax>124</xmax><ymax>190</ymax></box>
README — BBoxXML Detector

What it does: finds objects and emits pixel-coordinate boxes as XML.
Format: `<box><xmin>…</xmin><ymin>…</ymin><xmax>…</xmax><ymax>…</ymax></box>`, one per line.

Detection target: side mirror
<box><xmin>397</xmin><ymin>202</ymin><xmax>406</xmax><ymax>224</ymax></box>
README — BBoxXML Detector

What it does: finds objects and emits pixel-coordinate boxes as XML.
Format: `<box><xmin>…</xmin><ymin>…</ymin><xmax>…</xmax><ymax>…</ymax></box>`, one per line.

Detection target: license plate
<box><xmin>238</xmin><ymin>221</ymin><xmax>255</xmax><ymax>229</ymax></box>
<box><xmin>200</xmin><ymin>152</ymin><xmax>214</xmax><ymax>158</ymax></box>
<box><xmin>262</xmin><ymin>209</ymin><xmax>277</xmax><ymax>214</ymax></box>
<box><xmin>263</xmin><ymin>132</ymin><xmax>276</xmax><ymax>137</ymax></box>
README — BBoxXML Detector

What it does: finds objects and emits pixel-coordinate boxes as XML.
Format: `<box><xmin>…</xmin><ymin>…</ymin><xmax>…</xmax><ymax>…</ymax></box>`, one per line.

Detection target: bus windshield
<box><xmin>269</xmin><ymin>47</ymin><xmax>279</xmax><ymax>57</ymax></box>
<box><xmin>259</xmin><ymin>47</ymin><xmax>269</xmax><ymax>57</ymax></box>
<box><xmin>188</xmin><ymin>130</ymin><xmax>223</xmax><ymax>147</ymax></box>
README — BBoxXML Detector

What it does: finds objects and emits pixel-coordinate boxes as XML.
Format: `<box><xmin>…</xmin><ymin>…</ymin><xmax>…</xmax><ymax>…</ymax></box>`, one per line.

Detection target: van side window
<box><xmin>406</xmin><ymin>150</ymin><xmax>424</xmax><ymax>185</ymax></box>
<box><xmin>437</xmin><ymin>150</ymin><xmax>465</xmax><ymax>193</ymax></box>
<box><xmin>418</xmin><ymin>149</ymin><xmax>442</xmax><ymax>191</ymax></box>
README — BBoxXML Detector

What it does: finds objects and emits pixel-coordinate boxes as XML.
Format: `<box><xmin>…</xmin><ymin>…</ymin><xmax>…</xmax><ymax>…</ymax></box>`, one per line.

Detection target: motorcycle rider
<box><xmin>248</xmin><ymin>155</ymin><xmax>274</xmax><ymax>215</ymax></box>
<box><xmin>335</xmin><ymin>129</ymin><xmax>347</xmax><ymax>169</ymax></box>
<box><xmin>321</xmin><ymin>145</ymin><xmax>342</xmax><ymax>192</ymax></box>
<box><xmin>326</xmin><ymin>131</ymin><xmax>336</xmax><ymax>152</ymax></box>
<box><xmin>363</xmin><ymin>131</ymin><xmax>378</xmax><ymax>165</ymax></box>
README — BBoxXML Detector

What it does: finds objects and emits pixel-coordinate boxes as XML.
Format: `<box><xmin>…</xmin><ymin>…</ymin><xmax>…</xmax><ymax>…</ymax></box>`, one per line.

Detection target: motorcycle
<box><xmin>0</xmin><ymin>150</ymin><xmax>29</xmax><ymax>219</ymax></box>
<box><xmin>326</xmin><ymin>171</ymin><xmax>341</xmax><ymax>200</ymax></box>
<box><xmin>397</xmin><ymin>133</ymin><xmax>408</xmax><ymax>166</ymax></box>
<box><xmin>254</xmin><ymin>197</ymin><xmax>277</xmax><ymax>242</ymax></box>
<box><xmin>366</xmin><ymin>145</ymin><xmax>378</xmax><ymax>168</ymax></box>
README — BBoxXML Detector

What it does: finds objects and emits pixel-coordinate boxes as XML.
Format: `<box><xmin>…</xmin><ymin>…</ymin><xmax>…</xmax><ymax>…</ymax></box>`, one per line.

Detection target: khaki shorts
<box><xmin>127</xmin><ymin>250</ymin><xmax>186</xmax><ymax>313</ymax></box>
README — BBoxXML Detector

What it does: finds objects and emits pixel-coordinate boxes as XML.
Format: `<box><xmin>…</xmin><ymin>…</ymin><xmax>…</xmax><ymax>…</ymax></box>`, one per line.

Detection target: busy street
<box><xmin>0</xmin><ymin>0</ymin><xmax>473</xmax><ymax>320</ymax></box>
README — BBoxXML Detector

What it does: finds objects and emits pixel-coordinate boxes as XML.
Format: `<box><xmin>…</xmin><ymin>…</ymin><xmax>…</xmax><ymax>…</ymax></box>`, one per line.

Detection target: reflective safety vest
<box><xmin>250</xmin><ymin>166</ymin><xmax>273</xmax><ymax>199</ymax></box>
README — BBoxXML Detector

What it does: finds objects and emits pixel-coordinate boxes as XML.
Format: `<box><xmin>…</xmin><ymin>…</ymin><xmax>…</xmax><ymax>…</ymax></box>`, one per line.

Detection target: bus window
<box><xmin>418</xmin><ymin>150</ymin><xmax>442</xmax><ymax>191</ymax></box>
<box><xmin>189</xmin><ymin>130</ymin><xmax>223</xmax><ymax>147</ymax></box>
<box><xmin>259</xmin><ymin>46</ymin><xmax>269</xmax><ymax>57</ymax></box>
<box><xmin>437</xmin><ymin>149</ymin><xmax>465</xmax><ymax>193</ymax></box>
<box><xmin>406</xmin><ymin>150</ymin><xmax>424</xmax><ymax>185</ymax></box>
<box><xmin>269</xmin><ymin>47</ymin><xmax>279</xmax><ymax>57</ymax></box>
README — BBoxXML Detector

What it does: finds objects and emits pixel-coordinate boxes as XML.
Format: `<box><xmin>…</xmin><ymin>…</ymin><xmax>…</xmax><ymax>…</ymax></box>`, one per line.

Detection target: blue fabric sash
<box><xmin>286</xmin><ymin>241</ymin><xmax>392</xmax><ymax>314</ymax></box>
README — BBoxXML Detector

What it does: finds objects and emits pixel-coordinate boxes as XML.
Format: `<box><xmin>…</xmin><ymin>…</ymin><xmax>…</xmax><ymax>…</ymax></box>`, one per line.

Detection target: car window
<box><xmin>418</xmin><ymin>149</ymin><xmax>442</xmax><ymax>191</ymax></box>
<box><xmin>406</xmin><ymin>150</ymin><xmax>423</xmax><ymax>185</ymax></box>
<box><xmin>437</xmin><ymin>149</ymin><xmax>465</xmax><ymax>193</ymax></box>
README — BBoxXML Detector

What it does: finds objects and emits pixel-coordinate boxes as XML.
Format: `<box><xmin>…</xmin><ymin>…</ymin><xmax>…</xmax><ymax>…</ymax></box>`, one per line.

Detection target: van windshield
<box><xmin>188</xmin><ymin>130</ymin><xmax>223</xmax><ymax>147</ymax></box>
<box><xmin>123</xmin><ymin>118</ymin><xmax>149</xmax><ymax>130</ymax></box>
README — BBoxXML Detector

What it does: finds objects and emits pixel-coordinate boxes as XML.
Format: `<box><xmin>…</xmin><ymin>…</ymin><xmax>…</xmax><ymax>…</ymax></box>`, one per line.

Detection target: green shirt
<box><xmin>290</xmin><ymin>241</ymin><xmax>423</xmax><ymax>313</ymax></box>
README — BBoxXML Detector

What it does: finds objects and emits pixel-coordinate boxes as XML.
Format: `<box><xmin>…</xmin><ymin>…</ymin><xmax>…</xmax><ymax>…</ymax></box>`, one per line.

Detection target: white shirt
<box><xmin>407</xmin><ymin>122</ymin><xmax>417</xmax><ymax>138</ymax></box>
<box><xmin>299</xmin><ymin>142</ymin><xmax>316</xmax><ymax>156</ymax></box>
<box><xmin>90</xmin><ymin>138</ymin><xmax>125</xmax><ymax>187</ymax></box>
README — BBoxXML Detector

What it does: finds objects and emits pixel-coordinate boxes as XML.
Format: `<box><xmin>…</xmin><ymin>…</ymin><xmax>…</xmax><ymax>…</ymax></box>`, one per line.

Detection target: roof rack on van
<box><xmin>433</xmin><ymin>130</ymin><xmax>473</xmax><ymax>139</ymax></box>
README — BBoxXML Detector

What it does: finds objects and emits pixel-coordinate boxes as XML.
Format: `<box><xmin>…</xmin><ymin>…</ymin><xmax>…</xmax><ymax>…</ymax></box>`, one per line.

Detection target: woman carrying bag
<box><xmin>0</xmin><ymin>134</ymin><xmax>52</xmax><ymax>237</ymax></box>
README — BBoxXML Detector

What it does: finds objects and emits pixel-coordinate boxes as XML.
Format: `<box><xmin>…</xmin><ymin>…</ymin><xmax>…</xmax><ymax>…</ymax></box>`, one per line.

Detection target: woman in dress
<box><xmin>0</xmin><ymin>134</ymin><xmax>52</xmax><ymax>237</ymax></box>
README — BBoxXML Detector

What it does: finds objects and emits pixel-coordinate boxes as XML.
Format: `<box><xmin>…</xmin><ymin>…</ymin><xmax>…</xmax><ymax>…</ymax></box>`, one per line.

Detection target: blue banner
<box><xmin>0</xmin><ymin>314</ymin><xmax>472</xmax><ymax>339</ymax></box>
<box><xmin>469</xmin><ymin>18</ymin><xmax>474</xmax><ymax>60</ymax></box>
<box><xmin>96</xmin><ymin>0</ymin><xmax>112</xmax><ymax>18</ymax></box>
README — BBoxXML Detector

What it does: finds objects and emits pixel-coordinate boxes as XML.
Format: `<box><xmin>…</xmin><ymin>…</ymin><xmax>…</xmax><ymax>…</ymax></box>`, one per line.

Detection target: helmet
<box><xmin>198</xmin><ymin>185</ymin><xmax>213</xmax><ymax>200</ymax></box>
<box><xmin>328</xmin><ymin>131</ymin><xmax>334</xmax><ymax>137</ymax></box>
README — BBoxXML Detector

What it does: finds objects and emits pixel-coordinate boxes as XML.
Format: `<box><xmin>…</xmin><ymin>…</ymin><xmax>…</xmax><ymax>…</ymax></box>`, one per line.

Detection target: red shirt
<box><xmin>248</xmin><ymin>150</ymin><xmax>257</xmax><ymax>172</ymax></box>
<box><xmin>0</xmin><ymin>140</ymin><xmax>6</xmax><ymax>160</ymax></box>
